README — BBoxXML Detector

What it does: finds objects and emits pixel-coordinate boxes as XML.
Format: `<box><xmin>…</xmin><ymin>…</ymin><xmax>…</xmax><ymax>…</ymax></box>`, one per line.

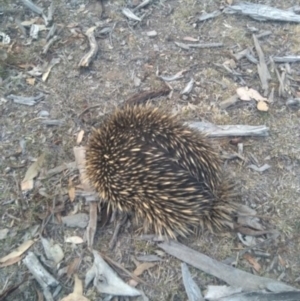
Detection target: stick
<box><xmin>186</xmin><ymin>122</ymin><xmax>269</xmax><ymax>137</ymax></box>
<box><xmin>158</xmin><ymin>241</ymin><xmax>297</xmax><ymax>292</ymax></box>
<box><xmin>78</xmin><ymin>27</ymin><xmax>99</xmax><ymax>67</ymax></box>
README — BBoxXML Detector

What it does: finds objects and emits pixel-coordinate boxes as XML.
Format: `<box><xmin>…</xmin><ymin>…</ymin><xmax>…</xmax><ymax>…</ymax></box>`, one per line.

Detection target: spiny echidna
<box><xmin>85</xmin><ymin>104</ymin><xmax>239</xmax><ymax>239</ymax></box>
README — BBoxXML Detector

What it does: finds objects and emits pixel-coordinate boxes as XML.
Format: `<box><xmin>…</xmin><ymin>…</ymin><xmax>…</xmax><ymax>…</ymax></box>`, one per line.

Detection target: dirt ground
<box><xmin>0</xmin><ymin>0</ymin><xmax>300</xmax><ymax>300</ymax></box>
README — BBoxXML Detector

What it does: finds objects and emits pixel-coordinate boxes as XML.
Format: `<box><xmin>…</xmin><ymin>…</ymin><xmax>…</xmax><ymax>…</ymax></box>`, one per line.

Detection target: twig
<box><xmin>86</xmin><ymin>201</ymin><xmax>98</xmax><ymax>250</ymax></box>
<box><xmin>175</xmin><ymin>42</ymin><xmax>223</xmax><ymax>50</ymax></box>
<box><xmin>273</xmin><ymin>56</ymin><xmax>300</xmax><ymax>63</ymax></box>
<box><xmin>124</xmin><ymin>86</ymin><xmax>171</xmax><ymax>106</ymax></box>
<box><xmin>78</xmin><ymin>27</ymin><xmax>99</xmax><ymax>67</ymax></box>
<box><xmin>23</xmin><ymin>252</ymin><xmax>60</xmax><ymax>301</ymax></box>
<box><xmin>253</xmin><ymin>34</ymin><xmax>271</xmax><ymax>95</ymax></box>
<box><xmin>78</xmin><ymin>104</ymin><xmax>103</xmax><ymax>118</ymax></box>
<box><xmin>109</xmin><ymin>214</ymin><xmax>128</xmax><ymax>250</ymax></box>
<box><xmin>21</xmin><ymin>0</ymin><xmax>43</xmax><ymax>15</ymax></box>
<box><xmin>133</xmin><ymin>0</ymin><xmax>152</xmax><ymax>12</ymax></box>
<box><xmin>109</xmin><ymin>22</ymin><xmax>118</xmax><ymax>47</ymax></box>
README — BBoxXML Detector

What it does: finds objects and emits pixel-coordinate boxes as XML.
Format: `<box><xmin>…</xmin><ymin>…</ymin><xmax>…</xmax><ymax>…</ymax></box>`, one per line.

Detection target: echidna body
<box><xmin>85</xmin><ymin>105</ymin><xmax>238</xmax><ymax>238</ymax></box>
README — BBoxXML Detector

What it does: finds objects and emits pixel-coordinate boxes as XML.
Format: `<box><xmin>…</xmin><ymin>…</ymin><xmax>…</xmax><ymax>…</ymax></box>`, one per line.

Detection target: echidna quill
<box><xmin>85</xmin><ymin>105</ymin><xmax>239</xmax><ymax>239</ymax></box>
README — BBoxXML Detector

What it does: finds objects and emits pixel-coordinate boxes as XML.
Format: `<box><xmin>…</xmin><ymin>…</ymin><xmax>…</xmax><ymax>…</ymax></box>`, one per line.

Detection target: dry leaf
<box><xmin>257</xmin><ymin>101</ymin><xmax>268</xmax><ymax>111</ymax></box>
<box><xmin>65</xmin><ymin>236</ymin><xmax>84</xmax><ymax>244</ymax></box>
<box><xmin>133</xmin><ymin>262</ymin><xmax>156</xmax><ymax>277</ymax></box>
<box><xmin>42</xmin><ymin>58</ymin><xmax>60</xmax><ymax>82</ymax></box>
<box><xmin>21</xmin><ymin>153</ymin><xmax>45</xmax><ymax>191</ymax></box>
<box><xmin>21</xmin><ymin>179</ymin><xmax>34</xmax><ymax>191</ymax></box>
<box><xmin>23</xmin><ymin>153</ymin><xmax>45</xmax><ymax>181</ymax></box>
<box><xmin>0</xmin><ymin>256</ymin><xmax>22</xmax><ymax>268</ymax></box>
<box><xmin>0</xmin><ymin>240</ymin><xmax>35</xmax><ymax>264</ymax></box>
<box><xmin>243</xmin><ymin>253</ymin><xmax>261</xmax><ymax>272</ymax></box>
<box><xmin>76</xmin><ymin>130</ymin><xmax>84</xmax><ymax>145</ymax></box>
<box><xmin>26</xmin><ymin>77</ymin><xmax>36</xmax><ymax>85</ymax></box>
<box><xmin>68</xmin><ymin>178</ymin><xmax>76</xmax><ymax>202</ymax></box>
<box><xmin>237</xmin><ymin>87</ymin><xmax>268</xmax><ymax>102</ymax></box>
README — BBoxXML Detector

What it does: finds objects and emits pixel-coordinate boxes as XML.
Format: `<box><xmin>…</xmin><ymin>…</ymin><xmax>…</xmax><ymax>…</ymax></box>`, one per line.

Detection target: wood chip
<box><xmin>243</xmin><ymin>253</ymin><xmax>261</xmax><ymax>272</ymax></box>
<box><xmin>257</xmin><ymin>101</ymin><xmax>269</xmax><ymax>111</ymax></box>
<box><xmin>65</xmin><ymin>236</ymin><xmax>84</xmax><ymax>244</ymax></box>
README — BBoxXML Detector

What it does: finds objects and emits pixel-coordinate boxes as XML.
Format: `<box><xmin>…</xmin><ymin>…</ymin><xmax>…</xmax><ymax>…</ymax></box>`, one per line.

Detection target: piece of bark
<box><xmin>21</xmin><ymin>0</ymin><xmax>43</xmax><ymax>15</ymax></box>
<box><xmin>23</xmin><ymin>252</ymin><xmax>60</xmax><ymax>301</ymax></box>
<box><xmin>85</xmin><ymin>251</ymin><xmax>141</xmax><ymax>296</ymax></box>
<box><xmin>186</xmin><ymin>122</ymin><xmax>269</xmax><ymax>137</ymax></box>
<box><xmin>273</xmin><ymin>56</ymin><xmax>300</xmax><ymax>63</ymax></box>
<box><xmin>158</xmin><ymin>241</ymin><xmax>297</xmax><ymax>292</ymax></box>
<box><xmin>286</xmin><ymin>98</ymin><xmax>300</xmax><ymax>109</ymax></box>
<box><xmin>61</xmin><ymin>213</ymin><xmax>89</xmax><ymax>228</ymax></box>
<box><xmin>86</xmin><ymin>201</ymin><xmax>98</xmax><ymax>249</ymax></box>
<box><xmin>224</xmin><ymin>2</ymin><xmax>300</xmax><ymax>23</ymax></box>
<box><xmin>198</xmin><ymin>10</ymin><xmax>221</xmax><ymax>22</ymax></box>
<box><xmin>212</xmin><ymin>291</ymin><xmax>300</xmax><ymax>301</ymax></box>
<box><xmin>253</xmin><ymin>34</ymin><xmax>271</xmax><ymax>95</ymax></box>
<box><xmin>133</xmin><ymin>0</ymin><xmax>152</xmax><ymax>12</ymax></box>
<box><xmin>181</xmin><ymin>263</ymin><xmax>204</xmax><ymax>301</ymax></box>
<box><xmin>219</xmin><ymin>94</ymin><xmax>240</xmax><ymax>109</ymax></box>
<box><xmin>7</xmin><ymin>93</ymin><xmax>45</xmax><ymax>106</ymax></box>
<box><xmin>73</xmin><ymin>146</ymin><xmax>95</xmax><ymax>193</ymax></box>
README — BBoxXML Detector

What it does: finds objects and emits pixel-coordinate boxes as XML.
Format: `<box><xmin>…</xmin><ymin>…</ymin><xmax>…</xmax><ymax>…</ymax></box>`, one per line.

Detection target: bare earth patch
<box><xmin>0</xmin><ymin>0</ymin><xmax>300</xmax><ymax>300</ymax></box>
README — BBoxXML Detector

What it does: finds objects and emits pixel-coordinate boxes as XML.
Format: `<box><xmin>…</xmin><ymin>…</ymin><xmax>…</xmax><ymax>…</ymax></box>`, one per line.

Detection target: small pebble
<box><xmin>147</xmin><ymin>30</ymin><xmax>157</xmax><ymax>37</ymax></box>
<box><xmin>38</xmin><ymin>110</ymin><xmax>50</xmax><ymax>117</ymax></box>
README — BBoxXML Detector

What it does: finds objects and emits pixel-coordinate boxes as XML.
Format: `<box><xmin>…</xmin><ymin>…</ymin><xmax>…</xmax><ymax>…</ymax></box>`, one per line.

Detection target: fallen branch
<box><xmin>186</xmin><ymin>122</ymin><xmax>269</xmax><ymax>137</ymax></box>
<box><xmin>158</xmin><ymin>241</ymin><xmax>298</xmax><ymax>292</ymax></box>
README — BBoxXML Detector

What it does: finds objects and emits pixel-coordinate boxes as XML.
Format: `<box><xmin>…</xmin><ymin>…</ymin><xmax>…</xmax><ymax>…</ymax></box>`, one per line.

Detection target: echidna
<box><xmin>85</xmin><ymin>105</ymin><xmax>239</xmax><ymax>238</ymax></box>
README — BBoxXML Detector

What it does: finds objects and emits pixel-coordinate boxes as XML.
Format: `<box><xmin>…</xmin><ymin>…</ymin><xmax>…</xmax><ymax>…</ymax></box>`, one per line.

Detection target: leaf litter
<box><xmin>1</xmin><ymin>0</ymin><xmax>300</xmax><ymax>300</ymax></box>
